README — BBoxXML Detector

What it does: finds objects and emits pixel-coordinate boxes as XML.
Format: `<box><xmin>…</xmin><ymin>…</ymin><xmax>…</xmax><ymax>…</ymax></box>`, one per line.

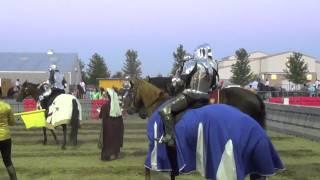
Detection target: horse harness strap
<box><xmin>210</xmin><ymin>89</ymin><xmax>220</xmax><ymax>104</ymax></box>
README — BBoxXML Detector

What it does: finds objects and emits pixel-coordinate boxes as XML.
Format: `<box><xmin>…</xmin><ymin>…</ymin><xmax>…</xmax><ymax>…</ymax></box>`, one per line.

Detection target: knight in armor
<box><xmin>40</xmin><ymin>64</ymin><xmax>67</xmax><ymax>113</ymax></box>
<box><xmin>158</xmin><ymin>44</ymin><xmax>219</xmax><ymax>145</ymax></box>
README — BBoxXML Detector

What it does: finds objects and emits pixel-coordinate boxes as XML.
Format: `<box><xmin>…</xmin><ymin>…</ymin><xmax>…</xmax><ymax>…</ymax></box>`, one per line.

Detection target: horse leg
<box><xmin>50</xmin><ymin>129</ymin><xmax>59</xmax><ymax>144</ymax></box>
<box><xmin>70</xmin><ymin>99</ymin><xmax>79</xmax><ymax>146</ymax></box>
<box><xmin>170</xmin><ymin>173</ymin><xmax>176</xmax><ymax>180</ymax></box>
<box><xmin>145</xmin><ymin>168</ymin><xmax>151</xmax><ymax>180</ymax></box>
<box><xmin>62</xmin><ymin>124</ymin><xmax>67</xmax><ymax>150</ymax></box>
<box><xmin>167</xmin><ymin>145</ymin><xmax>178</xmax><ymax>180</ymax></box>
<box><xmin>42</xmin><ymin>127</ymin><xmax>47</xmax><ymax>145</ymax></box>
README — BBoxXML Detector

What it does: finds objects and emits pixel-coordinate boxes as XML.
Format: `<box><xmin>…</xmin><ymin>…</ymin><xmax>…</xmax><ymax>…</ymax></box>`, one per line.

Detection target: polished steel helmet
<box><xmin>49</xmin><ymin>64</ymin><xmax>57</xmax><ymax>71</ymax></box>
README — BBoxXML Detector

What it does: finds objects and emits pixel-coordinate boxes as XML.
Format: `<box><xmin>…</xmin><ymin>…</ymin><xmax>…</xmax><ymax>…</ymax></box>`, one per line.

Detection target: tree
<box><xmin>79</xmin><ymin>59</ymin><xmax>88</xmax><ymax>83</ymax></box>
<box><xmin>87</xmin><ymin>53</ymin><xmax>111</xmax><ymax>85</ymax></box>
<box><xmin>122</xmin><ymin>49</ymin><xmax>142</xmax><ymax>78</ymax></box>
<box><xmin>171</xmin><ymin>44</ymin><xmax>187</xmax><ymax>75</ymax></box>
<box><xmin>283</xmin><ymin>52</ymin><xmax>308</xmax><ymax>85</ymax></box>
<box><xmin>230</xmin><ymin>48</ymin><xmax>255</xmax><ymax>87</ymax></box>
<box><xmin>112</xmin><ymin>71</ymin><xmax>124</xmax><ymax>78</ymax></box>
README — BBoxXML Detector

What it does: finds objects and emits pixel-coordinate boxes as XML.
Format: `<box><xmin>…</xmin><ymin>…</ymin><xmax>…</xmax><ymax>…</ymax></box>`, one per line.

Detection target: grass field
<box><xmin>0</xmin><ymin>115</ymin><xmax>319</xmax><ymax>180</ymax></box>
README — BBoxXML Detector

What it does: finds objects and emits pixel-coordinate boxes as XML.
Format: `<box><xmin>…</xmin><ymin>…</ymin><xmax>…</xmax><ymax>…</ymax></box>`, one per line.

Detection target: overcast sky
<box><xmin>0</xmin><ymin>0</ymin><xmax>319</xmax><ymax>76</ymax></box>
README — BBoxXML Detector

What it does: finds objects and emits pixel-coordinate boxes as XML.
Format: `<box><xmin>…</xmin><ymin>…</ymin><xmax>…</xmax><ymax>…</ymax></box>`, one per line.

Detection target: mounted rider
<box><xmin>158</xmin><ymin>44</ymin><xmax>219</xmax><ymax>145</ymax></box>
<box><xmin>39</xmin><ymin>64</ymin><xmax>67</xmax><ymax>113</ymax></box>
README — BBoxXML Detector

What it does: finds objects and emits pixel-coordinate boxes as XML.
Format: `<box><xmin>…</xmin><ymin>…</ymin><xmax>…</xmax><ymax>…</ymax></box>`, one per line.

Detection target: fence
<box><xmin>4</xmin><ymin>99</ymin><xmax>320</xmax><ymax>141</ymax></box>
<box><xmin>257</xmin><ymin>90</ymin><xmax>311</xmax><ymax>100</ymax></box>
<box><xmin>266</xmin><ymin>103</ymin><xmax>320</xmax><ymax>141</ymax></box>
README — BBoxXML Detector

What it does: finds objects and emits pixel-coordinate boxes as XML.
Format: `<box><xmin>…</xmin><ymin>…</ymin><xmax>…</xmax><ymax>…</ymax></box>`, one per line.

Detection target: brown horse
<box><xmin>124</xmin><ymin>78</ymin><xmax>267</xmax><ymax>180</ymax></box>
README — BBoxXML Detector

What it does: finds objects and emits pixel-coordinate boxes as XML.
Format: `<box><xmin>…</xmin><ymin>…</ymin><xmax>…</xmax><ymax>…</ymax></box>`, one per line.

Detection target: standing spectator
<box><xmin>92</xmin><ymin>88</ymin><xmax>102</xmax><ymax>100</ymax></box>
<box><xmin>80</xmin><ymin>81</ymin><xmax>86</xmax><ymax>92</ymax></box>
<box><xmin>265</xmin><ymin>79</ymin><xmax>270</xmax><ymax>87</ymax></box>
<box><xmin>0</xmin><ymin>100</ymin><xmax>17</xmax><ymax>180</ymax></box>
<box><xmin>308</xmin><ymin>84</ymin><xmax>316</xmax><ymax>97</ymax></box>
<box><xmin>251</xmin><ymin>80</ymin><xmax>258</xmax><ymax>90</ymax></box>
<box><xmin>15</xmin><ymin>79</ymin><xmax>20</xmax><ymax>91</ymax></box>
<box><xmin>99</xmin><ymin>88</ymin><xmax>124</xmax><ymax>161</ymax></box>
<box><xmin>100</xmin><ymin>87</ymin><xmax>106</xmax><ymax>99</ymax></box>
<box><xmin>315</xmin><ymin>79</ymin><xmax>320</xmax><ymax>96</ymax></box>
<box><xmin>79</xmin><ymin>81</ymin><xmax>86</xmax><ymax>98</ymax></box>
<box><xmin>87</xmin><ymin>88</ymin><xmax>93</xmax><ymax>99</ymax></box>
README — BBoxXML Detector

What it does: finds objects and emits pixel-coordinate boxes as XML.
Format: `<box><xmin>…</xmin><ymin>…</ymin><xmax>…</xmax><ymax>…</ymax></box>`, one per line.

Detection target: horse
<box><xmin>16</xmin><ymin>81</ymin><xmax>82</xmax><ymax>149</ymax></box>
<box><xmin>124</xmin><ymin>78</ymin><xmax>269</xmax><ymax>180</ymax></box>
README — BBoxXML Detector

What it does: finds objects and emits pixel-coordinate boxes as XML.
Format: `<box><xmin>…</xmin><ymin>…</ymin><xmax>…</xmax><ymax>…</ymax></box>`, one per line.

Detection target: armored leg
<box><xmin>158</xmin><ymin>94</ymin><xmax>188</xmax><ymax>145</ymax></box>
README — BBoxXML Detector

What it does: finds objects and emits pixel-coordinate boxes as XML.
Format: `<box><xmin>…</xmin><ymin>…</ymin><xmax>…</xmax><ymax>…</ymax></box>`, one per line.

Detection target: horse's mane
<box><xmin>134</xmin><ymin>79</ymin><xmax>170</xmax><ymax>113</ymax></box>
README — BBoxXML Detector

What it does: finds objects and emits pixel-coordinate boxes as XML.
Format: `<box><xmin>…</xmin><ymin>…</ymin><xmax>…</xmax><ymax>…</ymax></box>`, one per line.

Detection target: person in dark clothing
<box><xmin>99</xmin><ymin>88</ymin><xmax>124</xmax><ymax>161</ymax></box>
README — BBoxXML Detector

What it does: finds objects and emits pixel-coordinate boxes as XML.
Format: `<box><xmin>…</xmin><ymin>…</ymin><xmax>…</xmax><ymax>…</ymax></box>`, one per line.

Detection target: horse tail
<box><xmin>255</xmin><ymin>93</ymin><xmax>266</xmax><ymax>129</ymax></box>
<box><xmin>70</xmin><ymin>99</ymin><xmax>79</xmax><ymax>146</ymax></box>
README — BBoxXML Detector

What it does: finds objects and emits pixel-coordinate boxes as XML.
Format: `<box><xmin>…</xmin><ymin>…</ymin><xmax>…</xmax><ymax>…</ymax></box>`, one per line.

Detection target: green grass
<box><xmin>0</xmin><ymin>116</ymin><xmax>319</xmax><ymax>180</ymax></box>
<box><xmin>268</xmin><ymin>131</ymin><xmax>320</xmax><ymax>180</ymax></box>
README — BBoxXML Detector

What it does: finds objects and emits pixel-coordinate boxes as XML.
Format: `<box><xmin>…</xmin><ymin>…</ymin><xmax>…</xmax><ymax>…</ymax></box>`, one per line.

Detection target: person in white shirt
<box><xmin>251</xmin><ymin>80</ymin><xmax>258</xmax><ymax>90</ymax></box>
<box><xmin>80</xmin><ymin>81</ymin><xmax>86</xmax><ymax>93</ymax></box>
<box><xmin>265</xmin><ymin>79</ymin><xmax>270</xmax><ymax>87</ymax></box>
<box><xmin>15</xmin><ymin>79</ymin><xmax>20</xmax><ymax>91</ymax></box>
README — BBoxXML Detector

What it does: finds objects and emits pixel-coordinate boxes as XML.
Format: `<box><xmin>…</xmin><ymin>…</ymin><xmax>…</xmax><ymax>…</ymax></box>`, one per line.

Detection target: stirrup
<box><xmin>155</xmin><ymin>135</ymin><xmax>174</xmax><ymax>145</ymax></box>
<box><xmin>154</xmin><ymin>135</ymin><xmax>163</xmax><ymax>143</ymax></box>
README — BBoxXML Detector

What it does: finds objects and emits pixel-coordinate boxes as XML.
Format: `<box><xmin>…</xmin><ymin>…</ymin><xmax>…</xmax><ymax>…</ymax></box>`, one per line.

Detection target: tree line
<box><xmin>80</xmin><ymin>46</ymin><xmax>186</xmax><ymax>85</ymax></box>
<box><xmin>80</xmin><ymin>49</ymin><xmax>142</xmax><ymax>85</ymax></box>
<box><xmin>230</xmin><ymin>48</ymin><xmax>309</xmax><ymax>87</ymax></box>
<box><xmin>81</xmin><ymin>45</ymin><xmax>309</xmax><ymax>87</ymax></box>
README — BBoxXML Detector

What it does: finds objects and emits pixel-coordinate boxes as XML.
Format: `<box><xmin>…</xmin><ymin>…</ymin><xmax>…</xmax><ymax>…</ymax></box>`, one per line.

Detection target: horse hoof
<box><xmin>56</xmin><ymin>141</ymin><xmax>60</xmax><ymax>145</ymax></box>
<box><xmin>61</xmin><ymin>146</ymin><xmax>66</xmax><ymax>150</ymax></box>
<box><xmin>43</xmin><ymin>141</ymin><xmax>47</xmax><ymax>145</ymax></box>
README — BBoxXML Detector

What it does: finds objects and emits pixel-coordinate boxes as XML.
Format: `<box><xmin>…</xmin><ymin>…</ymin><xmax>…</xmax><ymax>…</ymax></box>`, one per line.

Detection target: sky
<box><xmin>0</xmin><ymin>0</ymin><xmax>319</xmax><ymax>76</ymax></box>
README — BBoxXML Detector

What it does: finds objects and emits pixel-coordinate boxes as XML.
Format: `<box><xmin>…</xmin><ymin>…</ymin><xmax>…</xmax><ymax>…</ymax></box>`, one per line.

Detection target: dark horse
<box><xmin>124</xmin><ymin>78</ymin><xmax>267</xmax><ymax>180</ymax></box>
<box><xmin>16</xmin><ymin>81</ymin><xmax>81</xmax><ymax>149</ymax></box>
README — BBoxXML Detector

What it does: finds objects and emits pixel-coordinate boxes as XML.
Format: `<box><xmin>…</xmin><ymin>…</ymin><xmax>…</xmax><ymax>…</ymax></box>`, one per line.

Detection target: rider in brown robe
<box><xmin>99</xmin><ymin>88</ymin><xmax>124</xmax><ymax>161</ymax></box>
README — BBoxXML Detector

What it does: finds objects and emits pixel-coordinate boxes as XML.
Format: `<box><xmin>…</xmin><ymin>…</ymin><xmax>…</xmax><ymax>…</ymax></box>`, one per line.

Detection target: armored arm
<box><xmin>159</xmin><ymin>93</ymin><xmax>189</xmax><ymax>119</ymax></box>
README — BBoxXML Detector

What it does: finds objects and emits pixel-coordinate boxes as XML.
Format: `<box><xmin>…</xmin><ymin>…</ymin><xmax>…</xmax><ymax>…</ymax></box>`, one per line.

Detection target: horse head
<box><xmin>122</xmin><ymin>78</ymin><xmax>169</xmax><ymax>119</ymax></box>
<box><xmin>16</xmin><ymin>81</ymin><xmax>42</xmax><ymax>102</ymax></box>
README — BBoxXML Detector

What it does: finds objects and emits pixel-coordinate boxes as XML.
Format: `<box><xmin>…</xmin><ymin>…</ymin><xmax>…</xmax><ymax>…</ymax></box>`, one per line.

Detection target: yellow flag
<box><xmin>14</xmin><ymin>110</ymin><xmax>46</xmax><ymax>129</ymax></box>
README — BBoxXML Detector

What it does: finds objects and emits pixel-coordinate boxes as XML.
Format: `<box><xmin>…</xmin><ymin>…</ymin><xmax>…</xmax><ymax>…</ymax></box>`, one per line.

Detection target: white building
<box><xmin>0</xmin><ymin>51</ymin><xmax>82</xmax><ymax>86</ymax></box>
<box><xmin>218</xmin><ymin>51</ymin><xmax>320</xmax><ymax>89</ymax></box>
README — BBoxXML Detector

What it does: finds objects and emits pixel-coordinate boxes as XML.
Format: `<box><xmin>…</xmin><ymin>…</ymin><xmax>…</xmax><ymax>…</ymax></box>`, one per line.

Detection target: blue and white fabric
<box><xmin>144</xmin><ymin>104</ymin><xmax>284</xmax><ymax>179</ymax></box>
